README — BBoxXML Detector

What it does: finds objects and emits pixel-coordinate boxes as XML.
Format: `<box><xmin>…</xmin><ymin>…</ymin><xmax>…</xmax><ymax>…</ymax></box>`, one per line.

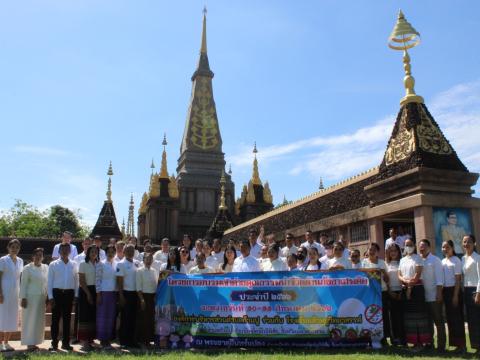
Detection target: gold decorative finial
<box><xmin>251</xmin><ymin>142</ymin><xmax>261</xmax><ymax>186</ymax></box>
<box><xmin>150</xmin><ymin>158</ymin><xmax>155</xmax><ymax>173</ymax></box>
<box><xmin>219</xmin><ymin>169</ymin><xmax>227</xmax><ymax>210</ymax></box>
<box><xmin>159</xmin><ymin>133</ymin><xmax>169</xmax><ymax>179</ymax></box>
<box><xmin>388</xmin><ymin>10</ymin><xmax>424</xmax><ymax>106</ymax></box>
<box><xmin>106</xmin><ymin>161</ymin><xmax>113</xmax><ymax>202</ymax></box>
<box><xmin>200</xmin><ymin>7</ymin><xmax>207</xmax><ymax>54</ymax></box>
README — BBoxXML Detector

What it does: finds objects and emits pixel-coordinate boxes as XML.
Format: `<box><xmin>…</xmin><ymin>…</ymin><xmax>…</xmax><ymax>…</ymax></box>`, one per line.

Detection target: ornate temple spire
<box><xmin>159</xmin><ymin>133</ymin><xmax>169</xmax><ymax>179</ymax></box>
<box><xmin>388</xmin><ymin>10</ymin><xmax>424</xmax><ymax>106</ymax></box>
<box><xmin>251</xmin><ymin>142</ymin><xmax>262</xmax><ymax>186</ymax></box>
<box><xmin>121</xmin><ymin>218</ymin><xmax>126</xmax><ymax>237</ymax></box>
<box><xmin>228</xmin><ymin>164</ymin><xmax>232</xmax><ymax>175</ymax></box>
<box><xmin>179</xmin><ymin>8</ymin><xmax>222</xmax><ymax>155</ymax></box>
<box><xmin>319</xmin><ymin>177</ymin><xmax>324</xmax><ymax>190</ymax></box>
<box><xmin>127</xmin><ymin>193</ymin><xmax>135</xmax><ymax>236</ymax></box>
<box><xmin>219</xmin><ymin>170</ymin><xmax>227</xmax><ymax>210</ymax></box>
<box><xmin>106</xmin><ymin>161</ymin><xmax>113</xmax><ymax>202</ymax></box>
<box><xmin>150</xmin><ymin>158</ymin><xmax>155</xmax><ymax>174</ymax></box>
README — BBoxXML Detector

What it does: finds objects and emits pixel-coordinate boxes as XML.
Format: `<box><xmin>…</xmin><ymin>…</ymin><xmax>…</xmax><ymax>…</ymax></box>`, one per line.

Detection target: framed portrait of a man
<box><xmin>433</xmin><ymin>207</ymin><xmax>472</xmax><ymax>255</ymax></box>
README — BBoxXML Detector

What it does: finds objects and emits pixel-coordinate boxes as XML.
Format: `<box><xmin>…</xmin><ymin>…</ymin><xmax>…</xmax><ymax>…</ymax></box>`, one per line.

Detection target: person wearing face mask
<box><xmin>398</xmin><ymin>239</ymin><xmax>430</xmax><ymax>350</ymax></box>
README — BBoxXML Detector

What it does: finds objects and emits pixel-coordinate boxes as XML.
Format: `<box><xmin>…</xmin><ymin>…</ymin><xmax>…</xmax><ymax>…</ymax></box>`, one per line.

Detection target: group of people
<box><xmin>0</xmin><ymin>226</ymin><xmax>479</xmax><ymax>353</ymax></box>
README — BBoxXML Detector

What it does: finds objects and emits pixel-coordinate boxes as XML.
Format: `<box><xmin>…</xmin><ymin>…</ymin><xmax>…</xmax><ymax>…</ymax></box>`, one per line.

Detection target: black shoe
<box><xmin>61</xmin><ymin>344</ymin><xmax>73</xmax><ymax>351</ymax></box>
<box><xmin>48</xmin><ymin>344</ymin><xmax>58</xmax><ymax>352</ymax></box>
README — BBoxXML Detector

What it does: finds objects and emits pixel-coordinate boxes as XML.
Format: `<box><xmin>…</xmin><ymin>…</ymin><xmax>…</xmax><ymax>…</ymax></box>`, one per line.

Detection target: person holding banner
<box><xmin>361</xmin><ymin>243</ymin><xmax>390</xmax><ymax>347</ymax></box>
<box><xmin>385</xmin><ymin>244</ymin><xmax>405</xmax><ymax>346</ymax></box>
<box><xmin>219</xmin><ymin>246</ymin><xmax>237</xmax><ymax>273</ymax></box>
<box><xmin>232</xmin><ymin>240</ymin><xmax>261</xmax><ymax>272</ymax></box>
<box><xmin>189</xmin><ymin>253</ymin><xmax>213</xmax><ymax>274</ymax></box>
<box><xmin>179</xmin><ymin>247</ymin><xmax>194</xmax><ymax>274</ymax></box>
<box><xmin>287</xmin><ymin>254</ymin><xmax>298</xmax><ymax>271</ymax></box>
<box><xmin>327</xmin><ymin>242</ymin><xmax>351</xmax><ymax>270</ymax></box>
<box><xmin>398</xmin><ymin>238</ymin><xmax>431</xmax><ymax>350</ymax></box>
<box><xmin>305</xmin><ymin>248</ymin><xmax>323</xmax><ymax>270</ymax></box>
<box><xmin>263</xmin><ymin>244</ymin><xmax>288</xmax><ymax>271</ymax></box>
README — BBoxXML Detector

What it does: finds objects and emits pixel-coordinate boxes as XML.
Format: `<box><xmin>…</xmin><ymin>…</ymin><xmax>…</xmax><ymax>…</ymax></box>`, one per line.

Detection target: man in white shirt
<box><xmin>233</xmin><ymin>240</ymin><xmax>261</xmax><ymax>272</ymax></box>
<box><xmin>116</xmin><ymin>244</ymin><xmax>141</xmax><ymax>348</ymax></box>
<box><xmin>48</xmin><ymin>243</ymin><xmax>78</xmax><ymax>351</ymax></box>
<box><xmin>419</xmin><ymin>239</ymin><xmax>446</xmax><ymax>351</ymax></box>
<box><xmin>301</xmin><ymin>230</ymin><xmax>325</xmax><ymax>257</ymax></box>
<box><xmin>263</xmin><ymin>244</ymin><xmax>288</xmax><ymax>272</ymax></box>
<box><xmin>93</xmin><ymin>235</ymin><xmax>107</xmax><ymax>261</ymax></box>
<box><xmin>385</xmin><ymin>228</ymin><xmax>406</xmax><ymax>251</ymax></box>
<box><xmin>153</xmin><ymin>238</ymin><xmax>170</xmax><ymax>265</ymax></box>
<box><xmin>51</xmin><ymin>231</ymin><xmax>78</xmax><ymax>261</ymax></box>
<box><xmin>73</xmin><ymin>237</ymin><xmax>92</xmax><ymax>264</ymax></box>
<box><xmin>114</xmin><ymin>241</ymin><xmax>125</xmax><ymax>262</ymax></box>
<box><xmin>247</xmin><ymin>228</ymin><xmax>263</xmax><ymax>258</ymax></box>
<box><xmin>211</xmin><ymin>238</ymin><xmax>224</xmax><ymax>264</ymax></box>
<box><xmin>281</xmin><ymin>233</ymin><xmax>298</xmax><ymax>258</ymax></box>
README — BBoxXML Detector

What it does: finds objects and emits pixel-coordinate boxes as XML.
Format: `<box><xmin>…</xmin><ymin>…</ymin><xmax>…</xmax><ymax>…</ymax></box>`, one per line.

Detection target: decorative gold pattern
<box><xmin>246</xmin><ymin>181</ymin><xmax>256</xmax><ymax>203</ymax></box>
<box><xmin>139</xmin><ymin>193</ymin><xmax>148</xmax><ymax>214</ymax></box>
<box><xmin>219</xmin><ymin>170</ymin><xmax>227</xmax><ymax>210</ymax></box>
<box><xmin>251</xmin><ymin>142</ymin><xmax>262</xmax><ymax>186</ymax></box>
<box><xmin>385</xmin><ymin>108</ymin><xmax>416</xmax><ymax>165</ymax></box>
<box><xmin>168</xmin><ymin>175</ymin><xmax>179</xmax><ymax>199</ymax></box>
<box><xmin>189</xmin><ymin>78</ymin><xmax>220</xmax><ymax>150</ymax></box>
<box><xmin>263</xmin><ymin>182</ymin><xmax>273</xmax><ymax>204</ymax></box>
<box><xmin>417</xmin><ymin>105</ymin><xmax>452</xmax><ymax>155</ymax></box>
<box><xmin>149</xmin><ymin>173</ymin><xmax>160</xmax><ymax>198</ymax></box>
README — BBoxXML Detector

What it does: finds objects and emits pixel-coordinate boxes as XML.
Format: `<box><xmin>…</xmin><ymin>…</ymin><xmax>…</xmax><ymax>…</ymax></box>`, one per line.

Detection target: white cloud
<box><xmin>229</xmin><ymin>80</ymin><xmax>480</xmax><ymax>187</ymax></box>
<box><xmin>13</xmin><ymin>145</ymin><xmax>71</xmax><ymax>157</ymax></box>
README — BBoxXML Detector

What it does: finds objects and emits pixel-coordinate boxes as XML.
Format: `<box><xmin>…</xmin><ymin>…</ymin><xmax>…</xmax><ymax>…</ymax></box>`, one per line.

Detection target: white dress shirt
<box><xmin>96</xmin><ymin>259</ymin><xmax>117</xmax><ymax>292</ymax></box>
<box><xmin>301</xmin><ymin>241</ymin><xmax>325</xmax><ymax>257</ymax></box>
<box><xmin>281</xmin><ymin>245</ymin><xmax>298</xmax><ymax>258</ymax></box>
<box><xmin>47</xmin><ymin>259</ymin><xmax>78</xmax><ymax>299</ymax></box>
<box><xmin>399</xmin><ymin>254</ymin><xmax>423</xmax><ymax>280</ymax></box>
<box><xmin>52</xmin><ymin>243</ymin><xmax>78</xmax><ymax>260</ymax></box>
<box><xmin>74</xmin><ymin>252</ymin><xmax>86</xmax><ymax>265</ymax></box>
<box><xmin>306</xmin><ymin>263</ymin><xmax>321</xmax><ymax>271</ymax></box>
<box><xmin>263</xmin><ymin>258</ymin><xmax>288</xmax><ymax>272</ymax></box>
<box><xmin>250</xmin><ymin>243</ymin><xmax>262</xmax><ymax>259</ymax></box>
<box><xmin>442</xmin><ymin>256</ymin><xmax>462</xmax><ymax>287</ymax></box>
<box><xmin>205</xmin><ymin>255</ymin><xmax>220</xmax><ymax>270</ymax></box>
<box><xmin>232</xmin><ymin>255</ymin><xmax>261</xmax><ymax>272</ymax></box>
<box><xmin>362</xmin><ymin>258</ymin><xmax>388</xmax><ymax>291</ymax></box>
<box><xmin>136</xmin><ymin>266</ymin><xmax>158</xmax><ymax>294</ymax></box>
<box><xmin>462</xmin><ymin>252</ymin><xmax>480</xmax><ymax>292</ymax></box>
<box><xmin>386</xmin><ymin>261</ymin><xmax>401</xmax><ymax>291</ymax></box>
<box><xmin>189</xmin><ymin>266</ymin><xmax>213</xmax><ymax>274</ymax></box>
<box><xmin>180</xmin><ymin>261</ymin><xmax>194</xmax><ymax>274</ymax></box>
<box><xmin>327</xmin><ymin>257</ymin><xmax>351</xmax><ymax>270</ymax></box>
<box><xmin>421</xmin><ymin>252</ymin><xmax>444</xmax><ymax>302</ymax></box>
<box><xmin>153</xmin><ymin>250</ymin><xmax>169</xmax><ymax>264</ymax></box>
<box><xmin>116</xmin><ymin>258</ymin><xmax>141</xmax><ymax>291</ymax></box>
<box><xmin>385</xmin><ymin>237</ymin><xmax>405</xmax><ymax>250</ymax></box>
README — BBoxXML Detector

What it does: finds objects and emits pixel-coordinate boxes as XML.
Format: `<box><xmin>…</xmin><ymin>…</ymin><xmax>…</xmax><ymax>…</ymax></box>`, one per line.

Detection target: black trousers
<box><xmin>51</xmin><ymin>288</ymin><xmax>75</xmax><ymax>346</ymax></box>
<box><xmin>119</xmin><ymin>291</ymin><xmax>138</xmax><ymax>346</ymax></box>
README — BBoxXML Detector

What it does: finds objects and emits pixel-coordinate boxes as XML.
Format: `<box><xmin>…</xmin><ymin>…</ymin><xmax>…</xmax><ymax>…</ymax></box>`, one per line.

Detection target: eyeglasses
<box><xmin>180</xmin><ymin>250</ymin><xmax>188</xmax><ymax>254</ymax></box>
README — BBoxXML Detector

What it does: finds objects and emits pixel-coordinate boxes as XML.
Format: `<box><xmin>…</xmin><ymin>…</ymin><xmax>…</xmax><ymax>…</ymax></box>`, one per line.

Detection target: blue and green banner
<box><xmin>155</xmin><ymin>270</ymin><xmax>383</xmax><ymax>349</ymax></box>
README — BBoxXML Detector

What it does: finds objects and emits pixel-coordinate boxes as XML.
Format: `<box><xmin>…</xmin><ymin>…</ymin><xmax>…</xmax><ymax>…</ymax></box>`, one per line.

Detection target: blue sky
<box><xmin>1</xmin><ymin>1</ymin><xmax>479</xmax><ymax>227</ymax></box>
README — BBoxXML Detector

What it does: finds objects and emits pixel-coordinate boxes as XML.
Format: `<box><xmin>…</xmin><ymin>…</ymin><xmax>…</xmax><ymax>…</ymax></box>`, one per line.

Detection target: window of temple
<box><xmin>350</xmin><ymin>222</ymin><xmax>369</xmax><ymax>244</ymax></box>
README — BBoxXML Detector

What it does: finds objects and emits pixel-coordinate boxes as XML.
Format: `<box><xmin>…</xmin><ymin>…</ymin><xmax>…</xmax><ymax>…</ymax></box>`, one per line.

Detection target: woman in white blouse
<box><xmin>385</xmin><ymin>244</ymin><xmax>405</xmax><ymax>346</ymax></box>
<box><xmin>136</xmin><ymin>253</ymin><xmax>158</xmax><ymax>348</ymax></box>
<box><xmin>441</xmin><ymin>240</ymin><xmax>466</xmax><ymax>352</ymax></box>
<box><xmin>218</xmin><ymin>246</ymin><xmax>237</xmax><ymax>273</ymax></box>
<box><xmin>96</xmin><ymin>244</ymin><xmax>117</xmax><ymax>348</ymax></box>
<box><xmin>305</xmin><ymin>248</ymin><xmax>322</xmax><ymax>271</ymax></box>
<box><xmin>78</xmin><ymin>245</ymin><xmax>99</xmax><ymax>350</ymax></box>
<box><xmin>326</xmin><ymin>242</ymin><xmax>350</xmax><ymax>270</ymax></box>
<box><xmin>179</xmin><ymin>247</ymin><xmax>194</xmax><ymax>274</ymax></box>
<box><xmin>398</xmin><ymin>238</ymin><xmax>431</xmax><ymax>348</ymax></box>
<box><xmin>20</xmin><ymin>248</ymin><xmax>48</xmax><ymax>351</ymax></box>
<box><xmin>462</xmin><ymin>234</ymin><xmax>480</xmax><ymax>352</ymax></box>
<box><xmin>0</xmin><ymin>239</ymin><xmax>23</xmax><ymax>352</ymax></box>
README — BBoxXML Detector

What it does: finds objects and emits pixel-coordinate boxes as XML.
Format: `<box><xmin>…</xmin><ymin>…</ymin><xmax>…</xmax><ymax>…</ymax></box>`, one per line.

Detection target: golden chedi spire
<box><xmin>139</xmin><ymin>192</ymin><xmax>148</xmax><ymax>215</ymax></box>
<box><xmin>106</xmin><ymin>161</ymin><xmax>113</xmax><ymax>202</ymax></box>
<box><xmin>251</xmin><ymin>142</ymin><xmax>262</xmax><ymax>186</ymax></box>
<box><xmin>168</xmin><ymin>173</ymin><xmax>179</xmax><ymax>199</ymax></box>
<box><xmin>201</xmin><ymin>6</ymin><xmax>207</xmax><ymax>54</ymax></box>
<box><xmin>219</xmin><ymin>169</ymin><xmax>227</xmax><ymax>210</ymax></box>
<box><xmin>159</xmin><ymin>133</ymin><xmax>169</xmax><ymax>179</ymax></box>
<box><xmin>388</xmin><ymin>10</ymin><xmax>424</xmax><ymax>106</ymax></box>
<box><xmin>263</xmin><ymin>181</ymin><xmax>273</xmax><ymax>204</ymax></box>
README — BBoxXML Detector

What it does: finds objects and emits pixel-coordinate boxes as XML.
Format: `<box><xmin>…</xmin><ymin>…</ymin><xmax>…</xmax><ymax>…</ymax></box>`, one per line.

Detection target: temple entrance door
<box><xmin>382</xmin><ymin>211</ymin><xmax>415</xmax><ymax>249</ymax></box>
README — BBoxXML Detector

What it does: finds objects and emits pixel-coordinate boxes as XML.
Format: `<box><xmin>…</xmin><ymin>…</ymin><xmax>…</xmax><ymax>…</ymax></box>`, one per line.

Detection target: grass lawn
<box><xmin>9</xmin><ymin>348</ymin><xmax>479</xmax><ymax>360</ymax></box>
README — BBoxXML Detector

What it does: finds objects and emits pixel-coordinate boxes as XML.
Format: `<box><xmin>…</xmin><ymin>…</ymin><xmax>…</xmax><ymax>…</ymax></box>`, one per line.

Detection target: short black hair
<box><xmin>241</xmin><ymin>239</ymin><xmax>251</xmax><ymax>248</ymax></box>
<box><xmin>419</xmin><ymin>239</ymin><xmax>431</xmax><ymax>247</ymax></box>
